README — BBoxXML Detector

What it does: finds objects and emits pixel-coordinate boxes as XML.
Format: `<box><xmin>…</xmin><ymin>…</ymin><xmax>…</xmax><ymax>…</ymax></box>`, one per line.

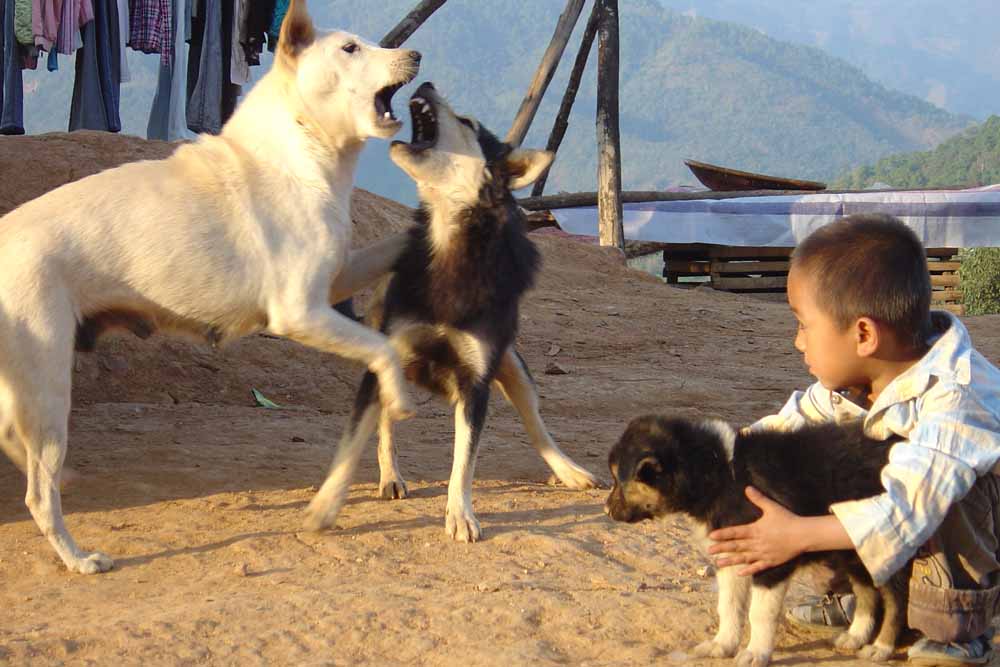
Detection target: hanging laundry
<box><xmin>147</xmin><ymin>0</ymin><xmax>192</xmax><ymax>140</ymax></box>
<box><xmin>266</xmin><ymin>0</ymin><xmax>286</xmax><ymax>52</ymax></box>
<box><xmin>56</xmin><ymin>0</ymin><xmax>94</xmax><ymax>54</ymax></box>
<box><xmin>239</xmin><ymin>0</ymin><xmax>272</xmax><ymax>66</ymax></box>
<box><xmin>186</xmin><ymin>0</ymin><xmax>238</xmax><ymax>134</ymax></box>
<box><xmin>13</xmin><ymin>0</ymin><xmax>32</xmax><ymax>45</ymax></box>
<box><xmin>70</xmin><ymin>0</ymin><xmax>120</xmax><ymax>132</ymax></box>
<box><xmin>116</xmin><ymin>0</ymin><xmax>127</xmax><ymax>80</ymax></box>
<box><xmin>229</xmin><ymin>0</ymin><xmax>246</xmax><ymax>84</ymax></box>
<box><xmin>129</xmin><ymin>0</ymin><xmax>170</xmax><ymax>65</ymax></box>
<box><xmin>1</xmin><ymin>0</ymin><xmax>25</xmax><ymax>134</ymax></box>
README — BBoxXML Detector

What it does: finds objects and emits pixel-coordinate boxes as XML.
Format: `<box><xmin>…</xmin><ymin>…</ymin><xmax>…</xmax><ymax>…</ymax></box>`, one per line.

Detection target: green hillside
<box><xmin>21</xmin><ymin>0</ymin><xmax>972</xmax><ymax>201</ymax></box>
<box><xmin>834</xmin><ymin>116</ymin><xmax>1000</xmax><ymax>189</ymax></box>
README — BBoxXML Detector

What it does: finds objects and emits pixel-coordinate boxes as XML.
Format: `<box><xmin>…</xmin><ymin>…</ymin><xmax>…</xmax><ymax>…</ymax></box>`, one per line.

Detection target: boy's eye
<box><xmin>342</xmin><ymin>42</ymin><xmax>359</xmax><ymax>54</ymax></box>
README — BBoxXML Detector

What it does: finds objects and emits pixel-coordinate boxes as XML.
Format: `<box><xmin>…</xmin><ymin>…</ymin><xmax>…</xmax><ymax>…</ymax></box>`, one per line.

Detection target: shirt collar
<box><xmin>868</xmin><ymin>311</ymin><xmax>972</xmax><ymax>415</ymax></box>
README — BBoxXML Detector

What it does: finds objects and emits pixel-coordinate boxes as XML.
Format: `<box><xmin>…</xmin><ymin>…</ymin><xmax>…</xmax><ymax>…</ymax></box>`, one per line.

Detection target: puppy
<box><xmin>0</xmin><ymin>0</ymin><xmax>419</xmax><ymax>573</ymax></box>
<box><xmin>606</xmin><ymin>415</ymin><xmax>906</xmax><ymax>667</ymax></box>
<box><xmin>304</xmin><ymin>82</ymin><xmax>599</xmax><ymax>540</ymax></box>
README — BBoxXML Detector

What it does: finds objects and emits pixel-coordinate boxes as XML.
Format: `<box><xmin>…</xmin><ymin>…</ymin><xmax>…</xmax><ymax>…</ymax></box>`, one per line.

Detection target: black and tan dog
<box><xmin>305</xmin><ymin>82</ymin><xmax>599</xmax><ymax>540</ymax></box>
<box><xmin>606</xmin><ymin>415</ymin><xmax>906</xmax><ymax>667</ymax></box>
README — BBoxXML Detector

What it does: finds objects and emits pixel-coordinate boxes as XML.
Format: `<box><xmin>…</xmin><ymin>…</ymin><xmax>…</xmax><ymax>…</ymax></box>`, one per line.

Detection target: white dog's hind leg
<box><xmin>694</xmin><ymin>565</ymin><xmax>751</xmax><ymax>658</ymax></box>
<box><xmin>445</xmin><ymin>385</ymin><xmax>489</xmax><ymax>542</ymax></box>
<box><xmin>493</xmin><ymin>348</ymin><xmax>599</xmax><ymax>489</ymax></box>
<box><xmin>735</xmin><ymin>580</ymin><xmax>789</xmax><ymax>667</ymax></box>
<box><xmin>376</xmin><ymin>408</ymin><xmax>408</xmax><ymax>499</ymax></box>
<box><xmin>305</xmin><ymin>372</ymin><xmax>381</xmax><ymax>531</ymax></box>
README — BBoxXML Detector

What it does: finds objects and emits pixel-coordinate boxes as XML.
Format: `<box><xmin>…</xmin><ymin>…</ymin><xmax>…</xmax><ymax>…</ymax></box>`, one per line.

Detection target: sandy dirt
<box><xmin>2</xmin><ymin>135</ymin><xmax>1000</xmax><ymax>667</ymax></box>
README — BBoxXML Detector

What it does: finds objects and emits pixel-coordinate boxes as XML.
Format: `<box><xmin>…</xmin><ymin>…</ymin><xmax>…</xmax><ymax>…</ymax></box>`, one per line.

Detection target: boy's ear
<box><xmin>854</xmin><ymin>316</ymin><xmax>880</xmax><ymax>358</ymax></box>
<box><xmin>277</xmin><ymin>0</ymin><xmax>316</xmax><ymax>66</ymax></box>
<box><xmin>503</xmin><ymin>149</ymin><xmax>555</xmax><ymax>191</ymax></box>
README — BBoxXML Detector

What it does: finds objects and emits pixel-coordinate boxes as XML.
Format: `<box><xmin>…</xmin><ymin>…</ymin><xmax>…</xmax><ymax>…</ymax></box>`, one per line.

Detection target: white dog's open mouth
<box><xmin>374</xmin><ymin>82</ymin><xmax>405</xmax><ymax>128</ymax></box>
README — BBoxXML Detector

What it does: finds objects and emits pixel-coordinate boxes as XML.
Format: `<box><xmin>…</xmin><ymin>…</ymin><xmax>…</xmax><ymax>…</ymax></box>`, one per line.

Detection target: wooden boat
<box><xmin>684</xmin><ymin>158</ymin><xmax>827</xmax><ymax>192</ymax></box>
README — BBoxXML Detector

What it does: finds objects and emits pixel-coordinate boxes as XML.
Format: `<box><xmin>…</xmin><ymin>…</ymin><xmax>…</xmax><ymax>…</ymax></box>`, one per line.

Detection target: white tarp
<box><xmin>551</xmin><ymin>186</ymin><xmax>1000</xmax><ymax>248</ymax></box>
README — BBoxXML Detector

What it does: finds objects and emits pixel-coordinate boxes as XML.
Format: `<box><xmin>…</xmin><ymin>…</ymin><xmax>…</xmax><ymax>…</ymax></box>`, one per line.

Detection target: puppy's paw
<box><xmin>735</xmin><ymin>648</ymin><xmax>770</xmax><ymax>667</ymax></box>
<box><xmin>445</xmin><ymin>503</ymin><xmax>481</xmax><ymax>543</ymax></box>
<box><xmin>834</xmin><ymin>631</ymin><xmax>868</xmax><ymax>651</ymax></box>
<box><xmin>858</xmin><ymin>642</ymin><xmax>895</xmax><ymax>662</ymax></box>
<box><xmin>378</xmin><ymin>474</ymin><xmax>409</xmax><ymax>500</ymax></box>
<box><xmin>72</xmin><ymin>551</ymin><xmax>114</xmax><ymax>574</ymax></box>
<box><xmin>693</xmin><ymin>640</ymin><xmax>738</xmax><ymax>659</ymax></box>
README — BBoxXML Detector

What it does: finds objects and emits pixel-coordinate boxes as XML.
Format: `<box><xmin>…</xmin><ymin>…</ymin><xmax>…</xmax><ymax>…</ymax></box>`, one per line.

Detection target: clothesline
<box><xmin>1</xmin><ymin>0</ymin><xmax>289</xmax><ymax>140</ymax></box>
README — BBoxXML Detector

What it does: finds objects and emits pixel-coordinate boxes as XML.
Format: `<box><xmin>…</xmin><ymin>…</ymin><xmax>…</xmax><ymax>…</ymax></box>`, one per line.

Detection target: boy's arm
<box><xmin>709</xmin><ymin>486</ymin><xmax>853</xmax><ymax>576</ymax></box>
<box><xmin>830</xmin><ymin>386</ymin><xmax>997</xmax><ymax>585</ymax></box>
<box><xmin>750</xmin><ymin>381</ymin><xmax>838</xmax><ymax>433</ymax></box>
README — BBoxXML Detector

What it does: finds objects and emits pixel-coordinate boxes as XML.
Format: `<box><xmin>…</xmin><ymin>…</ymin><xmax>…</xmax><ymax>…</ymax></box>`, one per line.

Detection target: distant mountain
<box><xmin>657</xmin><ymin>0</ymin><xmax>1000</xmax><ymax>119</ymax></box>
<box><xmin>19</xmin><ymin>0</ymin><xmax>973</xmax><ymax>204</ymax></box>
<box><xmin>834</xmin><ymin>115</ymin><xmax>1000</xmax><ymax>189</ymax></box>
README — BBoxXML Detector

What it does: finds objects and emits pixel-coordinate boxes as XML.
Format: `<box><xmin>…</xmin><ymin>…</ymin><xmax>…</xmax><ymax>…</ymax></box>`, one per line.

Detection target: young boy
<box><xmin>708</xmin><ymin>214</ymin><xmax>1000</xmax><ymax>666</ymax></box>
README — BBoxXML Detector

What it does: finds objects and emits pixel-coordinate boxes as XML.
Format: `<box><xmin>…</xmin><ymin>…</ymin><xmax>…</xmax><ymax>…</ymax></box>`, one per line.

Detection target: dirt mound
<box><xmin>1</xmin><ymin>133</ymin><xmax>999</xmax><ymax>666</ymax></box>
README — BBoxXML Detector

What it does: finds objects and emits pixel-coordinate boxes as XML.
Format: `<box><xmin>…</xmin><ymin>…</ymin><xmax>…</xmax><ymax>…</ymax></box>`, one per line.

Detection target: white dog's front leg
<box><xmin>327</xmin><ymin>232</ymin><xmax>410</xmax><ymax>305</ymax></box>
<box><xmin>735</xmin><ymin>580</ymin><xmax>789</xmax><ymax>667</ymax></box>
<box><xmin>270</xmin><ymin>306</ymin><xmax>414</xmax><ymax>420</ymax></box>
<box><xmin>693</xmin><ymin>565</ymin><xmax>751</xmax><ymax>658</ymax></box>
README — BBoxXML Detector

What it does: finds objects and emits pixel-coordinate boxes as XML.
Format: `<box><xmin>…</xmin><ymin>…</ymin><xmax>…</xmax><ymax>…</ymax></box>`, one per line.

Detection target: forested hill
<box><xmin>835</xmin><ymin>116</ymin><xmax>1000</xmax><ymax>189</ymax></box>
<box><xmin>21</xmin><ymin>0</ymin><xmax>972</xmax><ymax>202</ymax></box>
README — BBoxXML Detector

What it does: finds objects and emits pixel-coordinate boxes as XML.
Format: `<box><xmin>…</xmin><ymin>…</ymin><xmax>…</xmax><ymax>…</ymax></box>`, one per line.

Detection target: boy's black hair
<box><xmin>791</xmin><ymin>213</ymin><xmax>932</xmax><ymax>350</ymax></box>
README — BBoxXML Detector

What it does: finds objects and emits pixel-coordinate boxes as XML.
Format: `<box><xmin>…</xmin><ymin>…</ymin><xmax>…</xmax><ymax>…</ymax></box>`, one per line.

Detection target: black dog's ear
<box><xmin>635</xmin><ymin>456</ymin><xmax>662</xmax><ymax>485</ymax></box>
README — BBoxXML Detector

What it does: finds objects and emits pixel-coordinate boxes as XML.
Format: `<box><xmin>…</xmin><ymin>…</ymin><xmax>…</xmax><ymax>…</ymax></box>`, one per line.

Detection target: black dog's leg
<box><xmin>444</xmin><ymin>381</ymin><xmax>490</xmax><ymax>542</ymax></box>
<box><xmin>304</xmin><ymin>371</ymin><xmax>381</xmax><ymax>530</ymax></box>
<box><xmin>835</xmin><ymin>568</ymin><xmax>881</xmax><ymax>651</ymax></box>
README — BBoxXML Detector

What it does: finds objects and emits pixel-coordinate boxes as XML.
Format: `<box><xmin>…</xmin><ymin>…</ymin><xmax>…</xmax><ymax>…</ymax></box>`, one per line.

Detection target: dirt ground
<box><xmin>2</xmin><ymin>136</ymin><xmax>1000</xmax><ymax>666</ymax></box>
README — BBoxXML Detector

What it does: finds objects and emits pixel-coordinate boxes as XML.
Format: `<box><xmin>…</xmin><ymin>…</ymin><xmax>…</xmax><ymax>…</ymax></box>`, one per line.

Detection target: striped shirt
<box><xmin>752</xmin><ymin>312</ymin><xmax>1000</xmax><ymax>585</ymax></box>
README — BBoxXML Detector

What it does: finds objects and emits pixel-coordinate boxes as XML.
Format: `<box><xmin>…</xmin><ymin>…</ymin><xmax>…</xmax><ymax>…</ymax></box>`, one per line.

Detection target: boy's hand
<box><xmin>707</xmin><ymin>486</ymin><xmax>807</xmax><ymax>576</ymax></box>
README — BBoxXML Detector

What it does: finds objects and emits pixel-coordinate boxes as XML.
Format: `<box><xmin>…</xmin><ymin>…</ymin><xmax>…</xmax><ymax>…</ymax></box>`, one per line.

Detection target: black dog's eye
<box><xmin>342</xmin><ymin>42</ymin><xmax>359</xmax><ymax>54</ymax></box>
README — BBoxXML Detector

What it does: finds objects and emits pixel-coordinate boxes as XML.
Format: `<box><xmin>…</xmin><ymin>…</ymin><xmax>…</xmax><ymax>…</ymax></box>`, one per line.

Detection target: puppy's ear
<box><xmin>277</xmin><ymin>0</ymin><xmax>316</xmax><ymax>65</ymax></box>
<box><xmin>503</xmin><ymin>149</ymin><xmax>555</xmax><ymax>191</ymax></box>
<box><xmin>635</xmin><ymin>456</ymin><xmax>662</xmax><ymax>485</ymax></box>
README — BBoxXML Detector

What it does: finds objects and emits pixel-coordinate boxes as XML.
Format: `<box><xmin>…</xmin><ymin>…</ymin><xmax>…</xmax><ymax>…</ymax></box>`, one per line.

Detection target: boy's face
<box><xmin>787</xmin><ymin>266</ymin><xmax>866</xmax><ymax>391</ymax></box>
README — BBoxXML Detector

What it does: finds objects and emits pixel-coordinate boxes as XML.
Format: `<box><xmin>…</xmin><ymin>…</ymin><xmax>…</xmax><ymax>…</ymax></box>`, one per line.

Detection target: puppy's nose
<box><xmin>408</xmin><ymin>50</ymin><xmax>422</xmax><ymax>64</ymax></box>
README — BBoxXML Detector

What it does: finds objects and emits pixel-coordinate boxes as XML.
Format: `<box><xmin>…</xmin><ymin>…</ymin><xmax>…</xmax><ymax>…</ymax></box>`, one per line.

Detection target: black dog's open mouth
<box><xmin>406</xmin><ymin>90</ymin><xmax>438</xmax><ymax>152</ymax></box>
<box><xmin>374</xmin><ymin>82</ymin><xmax>405</xmax><ymax>127</ymax></box>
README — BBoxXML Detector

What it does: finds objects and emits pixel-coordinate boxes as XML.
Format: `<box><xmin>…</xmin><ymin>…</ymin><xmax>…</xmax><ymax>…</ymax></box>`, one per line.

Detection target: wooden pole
<box><xmin>505</xmin><ymin>0</ymin><xmax>588</xmax><ymax>147</ymax></box>
<box><xmin>531</xmin><ymin>1</ymin><xmax>601</xmax><ymax>197</ymax></box>
<box><xmin>596</xmin><ymin>0</ymin><xmax>623</xmax><ymax>249</ymax></box>
<box><xmin>379</xmin><ymin>0</ymin><xmax>448</xmax><ymax>48</ymax></box>
<box><xmin>517</xmin><ymin>185</ymin><xmax>970</xmax><ymax>211</ymax></box>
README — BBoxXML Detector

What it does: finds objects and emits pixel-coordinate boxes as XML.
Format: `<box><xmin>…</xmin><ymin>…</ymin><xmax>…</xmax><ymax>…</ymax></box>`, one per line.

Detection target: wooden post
<box><xmin>379</xmin><ymin>0</ymin><xmax>448</xmax><ymax>48</ymax></box>
<box><xmin>596</xmin><ymin>0</ymin><xmax>623</xmax><ymax>249</ymax></box>
<box><xmin>531</xmin><ymin>1</ymin><xmax>601</xmax><ymax>197</ymax></box>
<box><xmin>505</xmin><ymin>0</ymin><xmax>587</xmax><ymax>147</ymax></box>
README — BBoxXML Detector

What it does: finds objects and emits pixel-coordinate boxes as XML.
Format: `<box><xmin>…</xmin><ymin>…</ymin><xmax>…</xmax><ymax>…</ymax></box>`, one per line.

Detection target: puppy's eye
<box><xmin>342</xmin><ymin>42</ymin><xmax>359</xmax><ymax>54</ymax></box>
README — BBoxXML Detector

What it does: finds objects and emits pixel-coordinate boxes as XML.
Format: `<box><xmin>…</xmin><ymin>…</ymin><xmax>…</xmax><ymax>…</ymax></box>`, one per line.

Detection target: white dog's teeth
<box><xmin>384</xmin><ymin>112</ymin><xmax>392</xmax><ymax>119</ymax></box>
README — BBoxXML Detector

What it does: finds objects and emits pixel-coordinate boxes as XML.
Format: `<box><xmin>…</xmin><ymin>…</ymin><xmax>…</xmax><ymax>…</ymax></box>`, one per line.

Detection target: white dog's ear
<box><xmin>503</xmin><ymin>149</ymin><xmax>555</xmax><ymax>191</ymax></box>
<box><xmin>277</xmin><ymin>0</ymin><xmax>316</xmax><ymax>65</ymax></box>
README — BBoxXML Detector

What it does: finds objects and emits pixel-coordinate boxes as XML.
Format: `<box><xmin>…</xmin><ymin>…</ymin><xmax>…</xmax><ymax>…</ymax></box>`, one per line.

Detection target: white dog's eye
<box><xmin>342</xmin><ymin>42</ymin><xmax>359</xmax><ymax>54</ymax></box>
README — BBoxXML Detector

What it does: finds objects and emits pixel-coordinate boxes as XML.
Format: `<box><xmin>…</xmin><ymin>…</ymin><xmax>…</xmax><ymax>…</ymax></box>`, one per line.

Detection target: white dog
<box><xmin>0</xmin><ymin>0</ymin><xmax>418</xmax><ymax>573</ymax></box>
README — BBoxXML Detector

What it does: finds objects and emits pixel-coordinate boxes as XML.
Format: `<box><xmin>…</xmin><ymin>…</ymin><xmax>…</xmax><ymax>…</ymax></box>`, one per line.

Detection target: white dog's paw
<box><xmin>445</xmin><ymin>503</ymin><xmax>481</xmax><ymax>543</ymax></box>
<box><xmin>548</xmin><ymin>460</ymin><xmax>602</xmax><ymax>490</ymax></box>
<box><xmin>378</xmin><ymin>474</ymin><xmax>409</xmax><ymax>500</ymax></box>
<box><xmin>303</xmin><ymin>496</ymin><xmax>338</xmax><ymax>532</ymax></box>
<box><xmin>71</xmin><ymin>551</ymin><xmax>114</xmax><ymax>574</ymax></box>
<box><xmin>834</xmin><ymin>631</ymin><xmax>868</xmax><ymax>651</ymax></box>
<box><xmin>858</xmin><ymin>642</ymin><xmax>895</xmax><ymax>662</ymax></box>
<box><xmin>693</xmin><ymin>640</ymin><xmax>738</xmax><ymax>659</ymax></box>
<box><xmin>735</xmin><ymin>648</ymin><xmax>771</xmax><ymax>667</ymax></box>
<box><xmin>380</xmin><ymin>385</ymin><xmax>415</xmax><ymax>422</ymax></box>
